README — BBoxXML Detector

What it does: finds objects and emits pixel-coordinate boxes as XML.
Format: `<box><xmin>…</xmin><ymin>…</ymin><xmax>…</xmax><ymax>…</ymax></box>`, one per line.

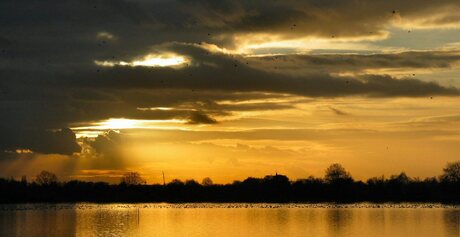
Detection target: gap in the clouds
<box><xmin>374</xmin><ymin>27</ymin><xmax>460</xmax><ymax>51</ymax></box>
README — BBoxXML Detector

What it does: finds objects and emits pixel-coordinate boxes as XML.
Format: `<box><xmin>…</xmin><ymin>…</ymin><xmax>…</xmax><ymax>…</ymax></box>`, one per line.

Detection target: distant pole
<box><xmin>162</xmin><ymin>171</ymin><xmax>166</xmax><ymax>186</ymax></box>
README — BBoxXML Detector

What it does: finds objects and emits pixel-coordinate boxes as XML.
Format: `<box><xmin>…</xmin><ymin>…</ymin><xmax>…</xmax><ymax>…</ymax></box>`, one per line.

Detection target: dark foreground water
<box><xmin>0</xmin><ymin>203</ymin><xmax>458</xmax><ymax>237</ymax></box>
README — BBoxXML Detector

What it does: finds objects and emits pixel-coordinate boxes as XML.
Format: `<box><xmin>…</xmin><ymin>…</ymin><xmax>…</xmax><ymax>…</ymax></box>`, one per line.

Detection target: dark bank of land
<box><xmin>0</xmin><ymin>163</ymin><xmax>459</xmax><ymax>203</ymax></box>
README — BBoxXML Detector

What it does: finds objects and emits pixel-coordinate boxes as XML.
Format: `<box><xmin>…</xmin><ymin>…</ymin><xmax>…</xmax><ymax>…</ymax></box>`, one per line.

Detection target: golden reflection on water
<box><xmin>0</xmin><ymin>204</ymin><xmax>458</xmax><ymax>237</ymax></box>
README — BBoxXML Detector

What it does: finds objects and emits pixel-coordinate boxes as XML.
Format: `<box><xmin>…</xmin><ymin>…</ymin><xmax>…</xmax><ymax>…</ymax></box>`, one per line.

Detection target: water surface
<box><xmin>0</xmin><ymin>203</ymin><xmax>458</xmax><ymax>237</ymax></box>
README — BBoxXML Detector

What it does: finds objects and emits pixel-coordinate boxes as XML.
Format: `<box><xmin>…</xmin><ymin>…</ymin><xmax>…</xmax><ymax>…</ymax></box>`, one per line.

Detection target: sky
<box><xmin>1</xmin><ymin>0</ymin><xmax>460</xmax><ymax>184</ymax></box>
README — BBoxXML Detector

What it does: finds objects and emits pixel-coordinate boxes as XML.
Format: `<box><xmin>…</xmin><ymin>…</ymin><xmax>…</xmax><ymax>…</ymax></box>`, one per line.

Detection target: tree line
<box><xmin>0</xmin><ymin>162</ymin><xmax>459</xmax><ymax>203</ymax></box>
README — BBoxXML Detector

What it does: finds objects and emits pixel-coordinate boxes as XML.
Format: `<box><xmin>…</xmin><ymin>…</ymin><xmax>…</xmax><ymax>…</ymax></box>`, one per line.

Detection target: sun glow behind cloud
<box><xmin>95</xmin><ymin>53</ymin><xmax>188</xmax><ymax>67</ymax></box>
<box><xmin>72</xmin><ymin>118</ymin><xmax>188</xmax><ymax>137</ymax></box>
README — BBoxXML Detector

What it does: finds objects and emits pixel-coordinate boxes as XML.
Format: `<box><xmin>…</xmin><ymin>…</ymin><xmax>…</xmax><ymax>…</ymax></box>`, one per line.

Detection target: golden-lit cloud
<box><xmin>230</xmin><ymin>33</ymin><xmax>390</xmax><ymax>55</ymax></box>
<box><xmin>96</xmin><ymin>31</ymin><xmax>116</xmax><ymax>40</ymax></box>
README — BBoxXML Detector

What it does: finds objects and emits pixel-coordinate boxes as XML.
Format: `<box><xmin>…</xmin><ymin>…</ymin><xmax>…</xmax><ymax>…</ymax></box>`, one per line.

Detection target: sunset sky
<box><xmin>1</xmin><ymin>0</ymin><xmax>460</xmax><ymax>184</ymax></box>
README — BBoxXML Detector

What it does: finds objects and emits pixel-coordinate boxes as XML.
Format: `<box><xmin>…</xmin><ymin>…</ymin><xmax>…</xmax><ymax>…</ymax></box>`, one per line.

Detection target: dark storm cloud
<box><xmin>1</xmin><ymin>0</ymin><xmax>460</xmax><ymax>155</ymax></box>
<box><xmin>15</xmin><ymin>42</ymin><xmax>447</xmax><ymax>99</ymax></box>
<box><xmin>90</xmin><ymin>130</ymin><xmax>122</xmax><ymax>154</ymax></box>
<box><xmin>83</xmin><ymin>130</ymin><xmax>126</xmax><ymax>169</ymax></box>
<box><xmin>248</xmin><ymin>51</ymin><xmax>460</xmax><ymax>74</ymax></box>
<box><xmin>1</xmin><ymin>0</ymin><xmax>460</xmax><ymax>65</ymax></box>
<box><xmin>0</xmin><ymin>128</ymin><xmax>80</xmax><ymax>155</ymax></box>
<box><xmin>1</xmin><ymin>44</ymin><xmax>458</xmax><ymax>131</ymax></box>
<box><xmin>66</xmin><ymin>44</ymin><xmax>458</xmax><ymax>98</ymax></box>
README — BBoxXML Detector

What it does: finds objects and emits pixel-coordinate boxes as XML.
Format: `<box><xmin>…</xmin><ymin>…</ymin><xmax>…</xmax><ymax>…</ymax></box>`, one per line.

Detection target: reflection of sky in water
<box><xmin>0</xmin><ymin>204</ymin><xmax>458</xmax><ymax>237</ymax></box>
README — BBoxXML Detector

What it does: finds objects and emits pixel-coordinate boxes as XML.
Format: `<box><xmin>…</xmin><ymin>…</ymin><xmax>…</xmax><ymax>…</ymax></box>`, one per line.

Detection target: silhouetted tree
<box><xmin>20</xmin><ymin>175</ymin><xmax>27</xmax><ymax>184</ymax></box>
<box><xmin>201</xmin><ymin>177</ymin><xmax>213</xmax><ymax>186</ymax></box>
<box><xmin>389</xmin><ymin>172</ymin><xmax>411</xmax><ymax>185</ymax></box>
<box><xmin>440</xmin><ymin>161</ymin><xmax>460</xmax><ymax>183</ymax></box>
<box><xmin>168</xmin><ymin>179</ymin><xmax>184</xmax><ymax>186</ymax></box>
<box><xmin>324</xmin><ymin>163</ymin><xmax>353</xmax><ymax>183</ymax></box>
<box><xmin>367</xmin><ymin>176</ymin><xmax>385</xmax><ymax>186</ymax></box>
<box><xmin>35</xmin><ymin>171</ymin><xmax>58</xmax><ymax>186</ymax></box>
<box><xmin>0</xmin><ymin>162</ymin><xmax>458</xmax><ymax>203</ymax></box>
<box><xmin>299</xmin><ymin>176</ymin><xmax>324</xmax><ymax>185</ymax></box>
<box><xmin>264</xmin><ymin>174</ymin><xmax>290</xmax><ymax>187</ymax></box>
<box><xmin>185</xmin><ymin>179</ymin><xmax>200</xmax><ymax>186</ymax></box>
<box><xmin>120</xmin><ymin>172</ymin><xmax>146</xmax><ymax>185</ymax></box>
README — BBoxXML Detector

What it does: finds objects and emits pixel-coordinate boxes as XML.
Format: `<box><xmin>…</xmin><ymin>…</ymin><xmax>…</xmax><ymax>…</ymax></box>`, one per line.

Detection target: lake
<box><xmin>0</xmin><ymin>203</ymin><xmax>458</xmax><ymax>237</ymax></box>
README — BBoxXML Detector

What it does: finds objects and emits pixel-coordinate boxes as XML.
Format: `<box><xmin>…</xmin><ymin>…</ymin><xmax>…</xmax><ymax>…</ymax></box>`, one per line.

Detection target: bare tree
<box><xmin>35</xmin><ymin>171</ymin><xmax>58</xmax><ymax>186</ymax></box>
<box><xmin>441</xmin><ymin>161</ymin><xmax>460</xmax><ymax>183</ymax></box>
<box><xmin>201</xmin><ymin>177</ymin><xmax>213</xmax><ymax>186</ymax></box>
<box><xmin>120</xmin><ymin>172</ymin><xmax>146</xmax><ymax>185</ymax></box>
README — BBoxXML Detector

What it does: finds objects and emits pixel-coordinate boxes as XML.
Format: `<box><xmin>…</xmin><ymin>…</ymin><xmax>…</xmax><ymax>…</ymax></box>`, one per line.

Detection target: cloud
<box><xmin>0</xmin><ymin>0</ymin><xmax>459</xmax><ymax>158</ymax></box>
<box><xmin>37</xmin><ymin>43</ymin><xmax>453</xmax><ymax>99</ymax></box>
<box><xmin>0</xmin><ymin>128</ymin><xmax>80</xmax><ymax>155</ymax></box>
<box><xmin>247</xmin><ymin>51</ymin><xmax>460</xmax><ymax>74</ymax></box>
<box><xmin>328</xmin><ymin>107</ymin><xmax>349</xmax><ymax>116</ymax></box>
<box><xmin>186</xmin><ymin>111</ymin><xmax>218</xmax><ymax>124</ymax></box>
<box><xmin>395</xmin><ymin>114</ymin><xmax>460</xmax><ymax>128</ymax></box>
<box><xmin>89</xmin><ymin>130</ymin><xmax>123</xmax><ymax>154</ymax></box>
<box><xmin>0</xmin><ymin>44</ymin><xmax>458</xmax><ymax>149</ymax></box>
<box><xmin>114</xmin><ymin>127</ymin><xmax>460</xmax><ymax>144</ymax></box>
<box><xmin>1</xmin><ymin>0</ymin><xmax>460</xmax><ymax>65</ymax></box>
<box><xmin>82</xmin><ymin>131</ymin><xmax>126</xmax><ymax>169</ymax></box>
